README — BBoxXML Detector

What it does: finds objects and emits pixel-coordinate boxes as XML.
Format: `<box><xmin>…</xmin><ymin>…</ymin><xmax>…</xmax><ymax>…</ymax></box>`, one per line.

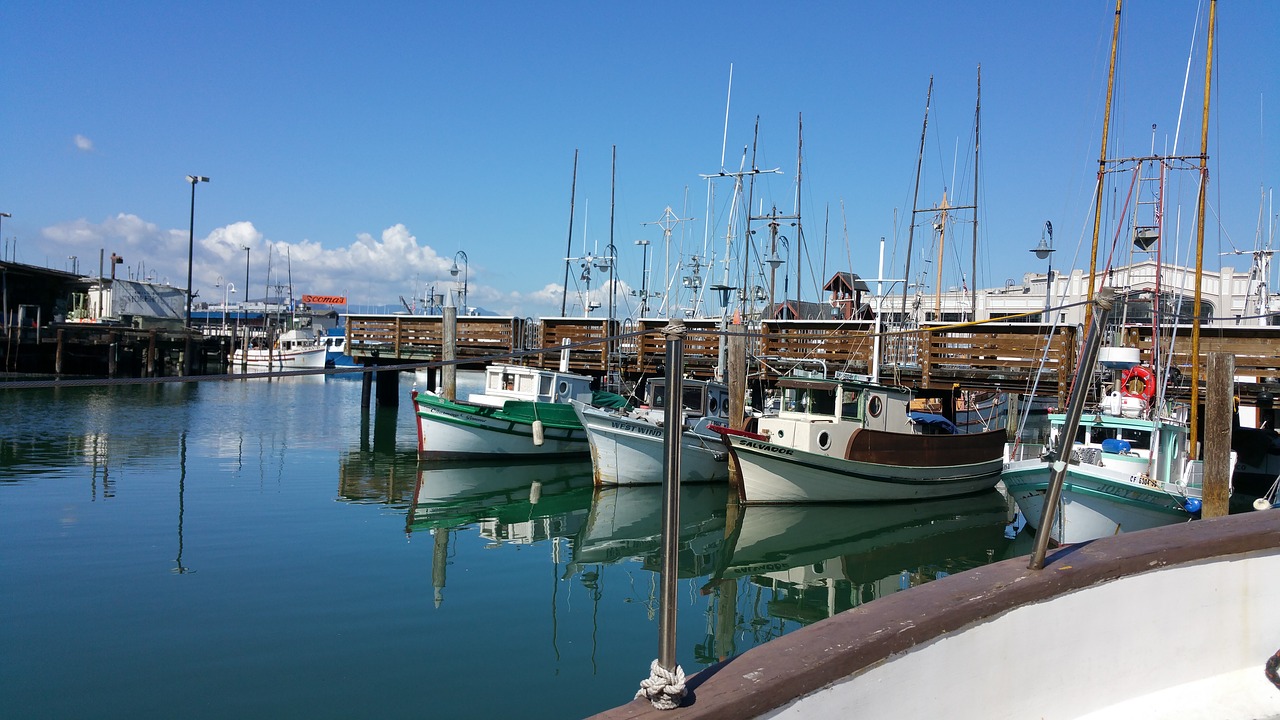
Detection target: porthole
<box><xmin>817</xmin><ymin>431</ymin><xmax>831</xmax><ymax>450</ymax></box>
<box><xmin>708</xmin><ymin>397</ymin><xmax>719</xmax><ymax>415</ymax></box>
<box><xmin>557</xmin><ymin>380</ymin><xmax>570</xmax><ymax>396</ymax></box>
<box><xmin>868</xmin><ymin>396</ymin><xmax>883</xmax><ymax>418</ymax></box>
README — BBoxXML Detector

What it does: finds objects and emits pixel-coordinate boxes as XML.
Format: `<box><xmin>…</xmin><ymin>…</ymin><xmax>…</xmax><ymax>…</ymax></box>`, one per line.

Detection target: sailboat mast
<box><xmin>560</xmin><ymin>149</ymin><xmax>579</xmax><ymax>317</ymax></box>
<box><xmin>1088</xmin><ymin>0</ymin><xmax>1123</xmax><ymax>304</ymax></box>
<box><xmin>971</xmin><ymin>65</ymin><xmax>981</xmax><ymax>321</ymax></box>
<box><xmin>794</xmin><ymin>113</ymin><xmax>803</xmax><ymax>315</ymax></box>
<box><xmin>900</xmin><ymin>77</ymin><xmax>932</xmax><ymax>329</ymax></box>
<box><xmin>1188</xmin><ymin>0</ymin><xmax>1217</xmax><ymax>456</ymax></box>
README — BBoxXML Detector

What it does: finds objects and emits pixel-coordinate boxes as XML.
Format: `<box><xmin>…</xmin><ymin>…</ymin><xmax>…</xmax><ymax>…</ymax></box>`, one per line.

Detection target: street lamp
<box><xmin>241</xmin><ymin>245</ymin><xmax>251</xmax><ymax>311</ymax></box>
<box><xmin>223</xmin><ymin>282</ymin><xmax>235</xmax><ymax>333</ymax></box>
<box><xmin>449</xmin><ymin>250</ymin><xmax>468</xmax><ymax>313</ymax></box>
<box><xmin>0</xmin><ymin>212</ymin><xmax>10</xmax><ymax>262</ymax></box>
<box><xmin>185</xmin><ymin>175</ymin><xmax>210</xmax><ymax>328</ymax></box>
<box><xmin>1031</xmin><ymin>220</ymin><xmax>1054</xmax><ymax>316</ymax></box>
<box><xmin>634</xmin><ymin>238</ymin><xmax>651</xmax><ymax>316</ymax></box>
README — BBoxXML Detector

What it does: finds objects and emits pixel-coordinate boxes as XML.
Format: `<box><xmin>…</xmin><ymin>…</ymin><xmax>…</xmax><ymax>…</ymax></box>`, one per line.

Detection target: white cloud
<box><xmin>73</xmin><ymin>134</ymin><xmax>94</xmax><ymax>152</ymax></box>
<box><xmin>35</xmin><ymin>215</ymin><xmax>610</xmax><ymax>318</ymax></box>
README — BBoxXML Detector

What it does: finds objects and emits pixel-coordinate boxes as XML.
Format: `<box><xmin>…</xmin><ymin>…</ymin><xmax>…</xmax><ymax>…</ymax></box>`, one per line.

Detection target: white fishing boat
<box><xmin>412</xmin><ymin>363</ymin><xmax>620</xmax><ymax>460</ymax></box>
<box><xmin>230</xmin><ymin>327</ymin><xmax>327</xmax><ymax>371</ymax></box>
<box><xmin>572</xmin><ymin>377</ymin><xmax>731</xmax><ymax>486</ymax></box>
<box><xmin>1002</xmin><ymin>353</ymin><xmax>1212</xmax><ymax>545</ymax></box>
<box><xmin>719</xmin><ymin>373</ymin><xmax>1006</xmax><ymax>503</ymax></box>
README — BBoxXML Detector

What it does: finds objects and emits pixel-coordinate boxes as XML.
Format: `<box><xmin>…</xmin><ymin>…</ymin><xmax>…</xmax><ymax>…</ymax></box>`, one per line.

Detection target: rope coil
<box><xmin>636</xmin><ymin>658</ymin><xmax>687</xmax><ymax>710</ymax></box>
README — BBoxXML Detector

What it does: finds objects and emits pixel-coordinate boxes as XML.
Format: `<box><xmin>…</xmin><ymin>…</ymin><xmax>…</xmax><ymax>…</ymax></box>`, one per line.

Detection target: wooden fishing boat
<box><xmin>719</xmin><ymin>374</ymin><xmax>1005</xmax><ymax>503</ymax></box>
<box><xmin>412</xmin><ymin>363</ymin><xmax>624</xmax><ymax>460</ymax></box>
<box><xmin>572</xmin><ymin>377</ymin><xmax>731</xmax><ymax>486</ymax></box>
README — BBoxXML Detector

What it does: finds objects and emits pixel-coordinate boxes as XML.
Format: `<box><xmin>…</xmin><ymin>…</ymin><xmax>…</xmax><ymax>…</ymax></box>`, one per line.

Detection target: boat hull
<box><xmin>413</xmin><ymin>393</ymin><xmax>589</xmax><ymax>460</ymax></box>
<box><xmin>574</xmin><ymin>404</ymin><xmax>728</xmax><ymax>485</ymax></box>
<box><xmin>230</xmin><ymin>346</ymin><xmax>327</xmax><ymax>370</ymax></box>
<box><xmin>725</xmin><ymin>429</ymin><xmax>1005</xmax><ymax>503</ymax></box>
<box><xmin>1002</xmin><ymin>456</ymin><xmax>1199</xmax><ymax>545</ymax></box>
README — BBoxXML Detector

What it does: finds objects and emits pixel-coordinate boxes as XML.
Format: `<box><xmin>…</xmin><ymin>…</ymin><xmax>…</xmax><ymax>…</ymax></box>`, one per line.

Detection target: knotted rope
<box><xmin>636</xmin><ymin>658</ymin><xmax>687</xmax><ymax>710</ymax></box>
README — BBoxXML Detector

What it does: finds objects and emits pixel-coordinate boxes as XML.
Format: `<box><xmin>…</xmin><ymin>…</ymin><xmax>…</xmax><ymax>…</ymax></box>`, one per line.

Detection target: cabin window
<box><xmin>651</xmin><ymin>385</ymin><xmax>667</xmax><ymax>410</ymax></box>
<box><xmin>867</xmin><ymin>395</ymin><xmax>883</xmax><ymax>418</ymax></box>
<box><xmin>782</xmin><ymin>387</ymin><xmax>836</xmax><ymax>416</ymax></box>
<box><xmin>539</xmin><ymin>376</ymin><xmax>553</xmax><ymax>396</ymax></box>
<box><xmin>502</xmin><ymin>372</ymin><xmax>517</xmax><ymax>391</ymax></box>
<box><xmin>1117</xmin><ymin>428</ymin><xmax>1152</xmax><ymax>450</ymax></box>
<box><xmin>841</xmin><ymin>390</ymin><xmax>861</xmax><ymax>420</ymax></box>
<box><xmin>682</xmin><ymin>387</ymin><xmax>705</xmax><ymax>413</ymax></box>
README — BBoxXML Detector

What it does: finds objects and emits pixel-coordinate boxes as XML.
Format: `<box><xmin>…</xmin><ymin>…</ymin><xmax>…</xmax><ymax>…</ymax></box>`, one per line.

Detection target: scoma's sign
<box><xmin>301</xmin><ymin>295</ymin><xmax>346</xmax><ymax>305</ymax></box>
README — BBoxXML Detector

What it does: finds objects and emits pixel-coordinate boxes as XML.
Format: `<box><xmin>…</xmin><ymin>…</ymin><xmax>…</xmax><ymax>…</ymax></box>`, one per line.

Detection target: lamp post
<box><xmin>185</xmin><ymin>175</ymin><xmax>210</xmax><ymax>328</ymax></box>
<box><xmin>449</xmin><ymin>250</ymin><xmax>468</xmax><ymax>313</ymax></box>
<box><xmin>0</xmin><ymin>212</ymin><xmax>10</xmax><ymax>262</ymax></box>
<box><xmin>241</xmin><ymin>244</ymin><xmax>250</xmax><ymax>310</ymax></box>
<box><xmin>222</xmin><ymin>282</ymin><xmax>235</xmax><ymax>333</ymax></box>
<box><xmin>1031</xmin><ymin>220</ymin><xmax>1055</xmax><ymax>318</ymax></box>
<box><xmin>635</xmin><ymin>238</ymin><xmax>651</xmax><ymax>316</ymax></box>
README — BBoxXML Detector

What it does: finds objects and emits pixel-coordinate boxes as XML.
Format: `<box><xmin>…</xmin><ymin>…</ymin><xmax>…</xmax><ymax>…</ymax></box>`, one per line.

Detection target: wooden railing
<box><xmin>341</xmin><ymin>312</ymin><xmax>1280</xmax><ymax>401</ymax></box>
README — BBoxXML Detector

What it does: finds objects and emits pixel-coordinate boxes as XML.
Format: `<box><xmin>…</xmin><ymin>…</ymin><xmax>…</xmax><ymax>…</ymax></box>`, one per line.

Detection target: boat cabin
<box><xmin>644</xmin><ymin>378</ymin><xmax>731</xmax><ymax>420</ymax></box>
<box><xmin>468</xmin><ymin>364</ymin><xmax>595</xmax><ymax>408</ymax></box>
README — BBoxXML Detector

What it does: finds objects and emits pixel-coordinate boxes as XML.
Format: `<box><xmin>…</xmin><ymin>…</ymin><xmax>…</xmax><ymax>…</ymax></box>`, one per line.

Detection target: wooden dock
<box><xmin>343</xmin><ymin>314</ymin><xmax>1280</xmax><ymax>404</ymax></box>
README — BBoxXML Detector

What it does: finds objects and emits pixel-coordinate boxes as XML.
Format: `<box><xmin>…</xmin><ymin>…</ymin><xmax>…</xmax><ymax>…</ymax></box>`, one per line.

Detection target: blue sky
<box><xmin>3</xmin><ymin>1</ymin><xmax>1277</xmax><ymax>319</ymax></box>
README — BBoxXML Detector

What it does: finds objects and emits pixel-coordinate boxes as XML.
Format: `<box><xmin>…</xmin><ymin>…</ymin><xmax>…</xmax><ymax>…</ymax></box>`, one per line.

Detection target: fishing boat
<box><xmin>229</xmin><ymin>327</ymin><xmax>327</xmax><ymax>371</ymax></box>
<box><xmin>572</xmin><ymin>377</ymin><xmax>731</xmax><ymax>486</ymax></box>
<box><xmin>1002</xmin><ymin>355</ymin><xmax>1207</xmax><ymax>544</ymax></box>
<box><xmin>718</xmin><ymin>373</ymin><xmax>1005</xmax><ymax>503</ymax></box>
<box><xmin>412</xmin><ymin>363</ymin><xmax>624</xmax><ymax>460</ymax></box>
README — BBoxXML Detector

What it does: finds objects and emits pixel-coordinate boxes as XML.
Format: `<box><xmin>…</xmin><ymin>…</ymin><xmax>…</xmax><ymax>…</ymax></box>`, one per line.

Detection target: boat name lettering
<box><xmin>611</xmin><ymin>420</ymin><xmax>662</xmax><ymax>437</ymax></box>
<box><xmin>742</xmin><ymin>439</ymin><xmax>793</xmax><ymax>456</ymax></box>
<box><xmin>1131</xmin><ymin>473</ymin><xmax>1159</xmax><ymax>489</ymax></box>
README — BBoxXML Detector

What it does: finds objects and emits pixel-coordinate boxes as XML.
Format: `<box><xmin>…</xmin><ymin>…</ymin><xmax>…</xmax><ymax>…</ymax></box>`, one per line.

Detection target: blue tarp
<box><xmin>908</xmin><ymin>411</ymin><xmax>959</xmax><ymax>434</ymax></box>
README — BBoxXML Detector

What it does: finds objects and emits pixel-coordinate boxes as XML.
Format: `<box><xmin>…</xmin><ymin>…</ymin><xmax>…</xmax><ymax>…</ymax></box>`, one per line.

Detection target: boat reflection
<box><xmin>570</xmin><ymin>484</ymin><xmax>732</xmax><ymax>576</ymax></box>
<box><xmin>406</xmin><ymin>458</ymin><xmax>596</xmax><ymax>539</ymax></box>
<box><xmin>708</xmin><ymin>490</ymin><xmax>1013</xmax><ymax>630</ymax></box>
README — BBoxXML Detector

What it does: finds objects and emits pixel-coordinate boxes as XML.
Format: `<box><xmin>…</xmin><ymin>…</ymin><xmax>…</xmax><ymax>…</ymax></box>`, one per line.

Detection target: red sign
<box><xmin>301</xmin><ymin>294</ymin><xmax>347</xmax><ymax>305</ymax></box>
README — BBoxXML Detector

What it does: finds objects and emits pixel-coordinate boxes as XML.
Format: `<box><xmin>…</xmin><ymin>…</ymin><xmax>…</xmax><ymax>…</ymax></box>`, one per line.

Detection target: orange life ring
<box><xmin>1119</xmin><ymin>365</ymin><xmax>1156</xmax><ymax>401</ymax></box>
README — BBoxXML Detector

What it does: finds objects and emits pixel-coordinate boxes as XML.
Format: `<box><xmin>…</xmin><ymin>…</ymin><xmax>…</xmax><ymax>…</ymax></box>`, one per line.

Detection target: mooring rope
<box><xmin>636</xmin><ymin>658</ymin><xmax>687</xmax><ymax>710</ymax></box>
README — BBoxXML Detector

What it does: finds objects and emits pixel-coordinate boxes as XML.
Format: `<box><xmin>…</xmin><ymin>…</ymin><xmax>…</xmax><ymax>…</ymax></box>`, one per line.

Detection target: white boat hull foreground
<box><xmin>589</xmin><ymin>511</ymin><xmax>1280</xmax><ymax>720</ymax></box>
<box><xmin>573</xmin><ymin>402</ymin><xmax>728</xmax><ymax>485</ymax></box>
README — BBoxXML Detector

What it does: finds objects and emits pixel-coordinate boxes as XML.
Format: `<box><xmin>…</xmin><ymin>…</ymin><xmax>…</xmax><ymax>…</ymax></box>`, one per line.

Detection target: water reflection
<box><xmin>707</xmin><ymin>491</ymin><xmax>1013</xmax><ymax>641</ymax></box>
<box><xmin>570</xmin><ymin>484</ymin><xmax>731</xmax><ymax>577</ymax></box>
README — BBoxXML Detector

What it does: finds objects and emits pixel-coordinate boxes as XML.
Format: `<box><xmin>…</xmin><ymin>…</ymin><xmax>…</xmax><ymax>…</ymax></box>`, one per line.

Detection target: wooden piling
<box><xmin>107</xmin><ymin>331</ymin><xmax>118</xmax><ymax>377</ymax></box>
<box><xmin>1203</xmin><ymin>351</ymin><xmax>1233</xmax><ymax>517</ymax></box>
<box><xmin>147</xmin><ymin>330</ymin><xmax>157</xmax><ymax>377</ymax></box>
<box><xmin>442</xmin><ymin>305</ymin><xmax>458</xmax><ymax>401</ymax></box>
<box><xmin>55</xmin><ymin>329</ymin><xmax>64</xmax><ymax>375</ymax></box>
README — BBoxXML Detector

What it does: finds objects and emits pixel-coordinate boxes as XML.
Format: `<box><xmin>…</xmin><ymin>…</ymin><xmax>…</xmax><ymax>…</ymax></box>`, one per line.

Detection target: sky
<box><xmin>3</xmin><ymin>1</ymin><xmax>1277</xmax><ymax>320</ymax></box>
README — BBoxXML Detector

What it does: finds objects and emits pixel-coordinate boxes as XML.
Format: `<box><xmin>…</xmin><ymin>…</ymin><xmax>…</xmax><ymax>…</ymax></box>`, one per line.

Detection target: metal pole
<box><xmin>1030</xmin><ymin>288</ymin><xmax>1116</xmax><ymax>569</ymax></box>
<box><xmin>657</xmin><ymin>319</ymin><xmax>686</xmax><ymax>672</ymax></box>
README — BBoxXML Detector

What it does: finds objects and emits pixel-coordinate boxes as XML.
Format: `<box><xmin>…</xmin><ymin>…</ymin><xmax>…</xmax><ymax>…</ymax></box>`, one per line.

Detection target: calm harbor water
<box><xmin>1</xmin><ymin>373</ymin><xmax>1032</xmax><ymax>718</ymax></box>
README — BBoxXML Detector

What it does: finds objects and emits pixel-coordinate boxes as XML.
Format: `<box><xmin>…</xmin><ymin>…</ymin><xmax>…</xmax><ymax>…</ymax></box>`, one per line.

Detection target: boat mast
<box><xmin>1087</xmin><ymin>0</ymin><xmax>1123</xmax><ymax>305</ymax></box>
<box><xmin>899</xmin><ymin>77</ymin><xmax>932</xmax><ymax>331</ymax></box>
<box><xmin>1188</xmin><ymin>0</ymin><xmax>1217</xmax><ymax>456</ymax></box>
<box><xmin>794</xmin><ymin>113</ymin><xmax>804</xmax><ymax>316</ymax></box>
<box><xmin>971</xmin><ymin>65</ymin><xmax>981</xmax><ymax>321</ymax></box>
<box><xmin>560</xmin><ymin>149</ymin><xmax>579</xmax><ymax>317</ymax></box>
